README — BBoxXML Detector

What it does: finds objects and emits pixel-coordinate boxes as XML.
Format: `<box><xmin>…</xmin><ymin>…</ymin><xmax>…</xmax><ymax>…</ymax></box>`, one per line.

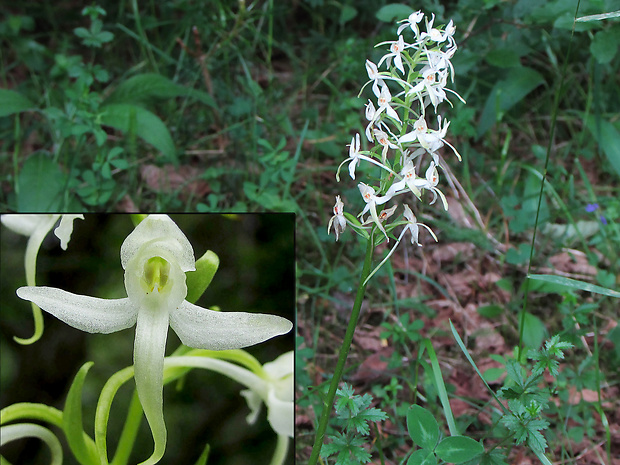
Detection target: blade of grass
<box><xmin>592</xmin><ymin>317</ymin><xmax>612</xmax><ymax>464</ymax></box>
<box><xmin>421</xmin><ymin>338</ymin><xmax>458</xmax><ymax>436</ymax></box>
<box><xmin>528</xmin><ymin>274</ymin><xmax>620</xmax><ymax>298</ymax></box>
<box><xmin>449</xmin><ymin>320</ymin><xmax>508</xmax><ymax>415</ymax></box>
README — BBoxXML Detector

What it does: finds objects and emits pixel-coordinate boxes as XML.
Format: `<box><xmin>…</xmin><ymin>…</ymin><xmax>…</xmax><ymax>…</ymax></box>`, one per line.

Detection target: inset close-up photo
<box><xmin>1</xmin><ymin>213</ymin><xmax>294</xmax><ymax>465</ymax></box>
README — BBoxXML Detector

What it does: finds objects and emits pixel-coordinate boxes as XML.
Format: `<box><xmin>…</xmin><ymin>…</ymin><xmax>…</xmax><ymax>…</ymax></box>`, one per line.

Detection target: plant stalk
<box><xmin>308</xmin><ymin>235</ymin><xmax>375</xmax><ymax>465</ymax></box>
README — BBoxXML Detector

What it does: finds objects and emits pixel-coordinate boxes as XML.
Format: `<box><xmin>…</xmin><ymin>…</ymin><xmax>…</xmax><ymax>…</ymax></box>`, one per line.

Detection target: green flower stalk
<box><xmin>16</xmin><ymin>214</ymin><xmax>293</xmax><ymax>465</ymax></box>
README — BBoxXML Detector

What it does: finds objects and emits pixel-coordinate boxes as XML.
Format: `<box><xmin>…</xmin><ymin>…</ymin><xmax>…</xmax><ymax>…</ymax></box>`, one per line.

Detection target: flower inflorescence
<box><xmin>329</xmin><ymin>11</ymin><xmax>464</xmax><ymax>254</ymax></box>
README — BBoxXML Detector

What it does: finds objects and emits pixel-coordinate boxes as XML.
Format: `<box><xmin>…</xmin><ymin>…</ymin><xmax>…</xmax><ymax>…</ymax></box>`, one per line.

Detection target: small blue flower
<box><xmin>585</xmin><ymin>203</ymin><xmax>599</xmax><ymax>213</ymax></box>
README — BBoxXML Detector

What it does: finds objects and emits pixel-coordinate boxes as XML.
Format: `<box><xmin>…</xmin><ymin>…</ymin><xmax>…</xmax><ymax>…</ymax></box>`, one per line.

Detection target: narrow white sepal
<box><xmin>170</xmin><ymin>301</ymin><xmax>293</xmax><ymax>351</ymax></box>
<box><xmin>15</xmin><ymin>287</ymin><xmax>137</xmax><ymax>333</ymax></box>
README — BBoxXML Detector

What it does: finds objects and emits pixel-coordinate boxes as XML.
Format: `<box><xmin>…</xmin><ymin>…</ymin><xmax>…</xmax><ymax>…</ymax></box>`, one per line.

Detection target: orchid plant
<box><xmin>313</xmin><ymin>11</ymin><xmax>465</xmax><ymax>464</ymax></box>
<box><xmin>1</xmin><ymin>214</ymin><xmax>294</xmax><ymax>465</ymax></box>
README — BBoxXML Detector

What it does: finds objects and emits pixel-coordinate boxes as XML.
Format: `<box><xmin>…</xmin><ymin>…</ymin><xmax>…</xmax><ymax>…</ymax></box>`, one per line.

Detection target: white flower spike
<box><xmin>16</xmin><ymin>214</ymin><xmax>293</xmax><ymax>465</ymax></box>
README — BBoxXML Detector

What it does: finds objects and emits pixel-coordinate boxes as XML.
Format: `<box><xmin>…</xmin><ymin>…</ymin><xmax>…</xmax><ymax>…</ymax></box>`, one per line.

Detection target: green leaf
<box><xmin>350</xmin><ymin>406</ymin><xmax>388</xmax><ymax>435</ymax></box>
<box><xmin>576</xmin><ymin>10</ymin><xmax>620</xmax><ymax>22</ymax></box>
<box><xmin>485</xmin><ymin>49</ymin><xmax>521</xmax><ymax>68</ymax></box>
<box><xmin>104</xmin><ymin>73</ymin><xmax>216</xmax><ymax>108</ymax></box>
<box><xmin>339</xmin><ymin>5</ymin><xmax>357</xmax><ymax>25</ymax></box>
<box><xmin>422</xmin><ymin>340</ymin><xmax>458</xmax><ymax>436</ymax></box>
<box><xmin>477</xmin><ymin>67</ymin><xmax>545</xmax><ymax>137</ymax></box>
<box><xmin>581</xmin><ymin>113</ymin><xmax>620</xmax><ymax>178</ymax></box>
<box><xmin>100</xmin><ymin>103</ymin><xmax>176</xmax><ymax>163</ymax></box>
<box><xmin>435</xmin><ymin>436</ymin><xmax>484</xmax><ymax>463</ymax></box>
<box><xmin>406</xmin><ymin>405</ymin><xmax>440</xmax><ymax>450</ymax></box>
<box><xmin>185</xmin><ymin>250</ymin><xmax>220</xmax><ymax>304</ymax></box>
<box><xmin>449</xmin><ymin>321</ymin><xmax>508</xmax><ymax>415</ymax></box>
<box><xmin>519</xmin><ymin>312</ymin><xmax>546</xmax><ymax>349</ymax></box>
<box><xmin>590</xmin><ymin>28</ymin><xmax>620</xmax><ymax>64</ymax></box>
<box><xmin>477</xmin><ymin>304</ymin><xmax>504</xmax><ymax>318</ymax></box>
<box><xmin>504</xmin><ymin>359</ymin><xmax>524</xmax><ymax>387</ymax></box>
<box><xmin>73</xmin><ymin>27</ymin><xmax>90</xmax><ymax>38</ymax></box>
<box><xmin>482</xmin><ymin>367</ymin><xmax>505</xmax><ymax>383</ymax></box>
<box><xmin>376</xmin><ymin>4</ymin><xmax>414</xmax><ymax>22</ymax></box>
<box><xmin>321</xmin><ymin>432</ymin><xmax>371</xmax><ymax>464</ymax></box>
<box><xmin>407</xmin><ymin>448</ymin><xmax>437</xmax><ymax>465</ymax></box>
<box><xmin>16</xmin><ymin>154</ymin><xmax>67</xmax><ymax>212</ymax></box>
<box><xmin>192</xmin><ymin>443</ymin><xmax>210</xmax><ymax>465</ymax></box>
<box><xmin>528</xmin><ymin>274</ymin><xmax>620</xmax><ymax>298</ymax></box>
<box><xmin>63</xmin><ymin>362</ymin><xmax>98</xmax><ymax>465</ymax></box>
<box><xmin>0</xmin><ymin>89</ymin><xmax>35</xmax><ymax>117</ymax></box>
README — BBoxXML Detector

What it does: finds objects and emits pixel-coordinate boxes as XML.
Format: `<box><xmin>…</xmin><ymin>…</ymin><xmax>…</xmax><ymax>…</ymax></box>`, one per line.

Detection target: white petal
<box><xmin>54</xmin><ymin>215</ymin><xmax>84</xmax><ymax>250</ymax></box>
<box><xmin>267</xmin><ymin>388</ymin><xmax>294</xmax><ymax>437</ymax></box>
<box><xmin>170</xmin><ymin>301</ymin><xmax>293</xmax><ymax>350</ymax></box>
<box><xmin>240</xmin><ymin>389</ymin><xmax>262</xmax><ymax>425</ymax></box>
<box><xmin>16</xmin><ymin>287</ymin><xmax>137</xmax><ymax>333</ymax></box>
<box><xmin>121</xmin><ymin>215</ymin><xmax>195</xmax><ymax>272</ymax></box>
<box><xmin>399</xmin><ymin>131</ymin><xmax>418</xmax><ymax>144</ymax></box>
<box><xmin>1</xmin><ymin>214</ymin><xmax>58</xmax><ymax>237</ymax></box>
<box><xmin>264</xmin><ymin>351</ymin><xmax>294</xmax><ymax>380</ymax></box>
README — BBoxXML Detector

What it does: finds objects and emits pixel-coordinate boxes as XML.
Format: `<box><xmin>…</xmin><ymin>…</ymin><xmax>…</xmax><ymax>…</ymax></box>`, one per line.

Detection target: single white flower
<box><xmin>377</xmin><ymin>204</ymin><xmax>398</xmax><ymax>222</ymax></box>
<box><xmin>401</xmin><ymin>204</ymin><xmax>438</xmax><ymax>246</ymax></box>
<box><xmin>385</xmin><ymin>160</ymin><xmax>423</xmax><ymax>199</ymax></box>
<box><xmin>377</xmin><ymin>35</ymin><xmax>407</xmax><ymax>74</ymax></box>
<box><xmin>239</xmin><ymin>351</ymin><xmax>293</xmax><ymax>437</ymax></box>
<box><xmin>409</xmin><ymin>65</ymin><xmax>448</xmax><ymax>110</ymax></box>
<box><xmin>376</xmin><ymin>85</ymin><xmax>401</xmax><ymax>124</ymax></box>
<box><xmin>358</xmin><ymin>183</ymin><xmax>392</xmax><ymax>241</ymax></box>
<box><xmin>16</xmin><ymin>214</ymin><xmax>293</xmax><ymax>464</ymax></box>
<box><xmin>400</xmin><ymin>116</ymin><xmax>461</xmax><ymax>161</ymax></box>
<box><xmin>364</xmin><ymin>99</ymin><xmax>392</xmax><ymax>142</ymax></box>
<box><xmin>328</xmin><ymin>195</ymin><xmax>347</xmax><ymax>241</ymax></box>
<box><xmin>164</xmin><ymin>351</ymin><xmax>293</xmax><ymax>438</ymax></box>
<box><xmin>413</xmin><ymin>162</ymin><xmax>449</xmax><ymax>210</ymax></box>
<box><xmin>397</xmin><ymin>11</ymin><xmax>424</xmax><ymax>37</ymax></box>
<box><xmin>336</xmin><ymin>133</ymin><xmax>399</xmax><ymax>181</ymax></box>
<box><xmin>373</xmin><ymin>128</ymin><xmax>399</xmax><ymax>162</ymax></box>
<box><xmin>362</xmin><ymin>204</ymin><xmax>438</xmax><ymax>286</ymax></box>
<box><xmin>360</xmin><ymin>61</ymin><xmax>414</xmax><ymax>101</ymax></box>
<box><xmin>2</xmin><ymin>214</ymin><xmax>84</xmax><ymax>344</ymax></box>
<box><xmin>347</xmin><ymin>134</ymin><xmax>361</xmax><ymax>179</ymax></box>
<box><xmin>420</xmin><ymin>15</ymin><xmax>457</xmax><ymax>48</ymax></box>
<box><xmin>365</xmin><ymin>60</ymin><xmax>385</xmax><ymax>98</ymax></box>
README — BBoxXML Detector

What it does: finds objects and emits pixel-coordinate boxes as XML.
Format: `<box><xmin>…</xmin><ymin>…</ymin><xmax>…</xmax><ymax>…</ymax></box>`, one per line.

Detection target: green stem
<box><xmin>308</xmin><ymin>235</ymin><xmax>375</xmax><ymax>465</ymax></box>
<box><xmin>269</xmin><ymin>434</ymin><xmax>289</xmax><ymax>465</ymax></box>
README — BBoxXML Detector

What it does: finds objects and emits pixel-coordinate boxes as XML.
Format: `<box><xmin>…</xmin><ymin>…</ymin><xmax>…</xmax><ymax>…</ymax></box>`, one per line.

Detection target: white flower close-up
<box><xmin>15</xmin><ymin>214</ymin><xmax>293</xmax><ymax>464</ymax></box>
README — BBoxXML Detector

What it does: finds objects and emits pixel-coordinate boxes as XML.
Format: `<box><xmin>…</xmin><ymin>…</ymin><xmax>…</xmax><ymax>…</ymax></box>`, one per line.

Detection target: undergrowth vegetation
<box><xmin>1</xmin><ymin>0</ymin><xmax>619</xmax><ymax>464</ymax></box>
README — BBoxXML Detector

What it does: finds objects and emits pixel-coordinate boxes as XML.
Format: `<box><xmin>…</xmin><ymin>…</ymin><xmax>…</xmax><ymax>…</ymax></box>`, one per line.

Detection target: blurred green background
<box><xmin>0</xmin><ymin>214</ymin><xmax>294</xmax><ymax>465</ymax></box>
